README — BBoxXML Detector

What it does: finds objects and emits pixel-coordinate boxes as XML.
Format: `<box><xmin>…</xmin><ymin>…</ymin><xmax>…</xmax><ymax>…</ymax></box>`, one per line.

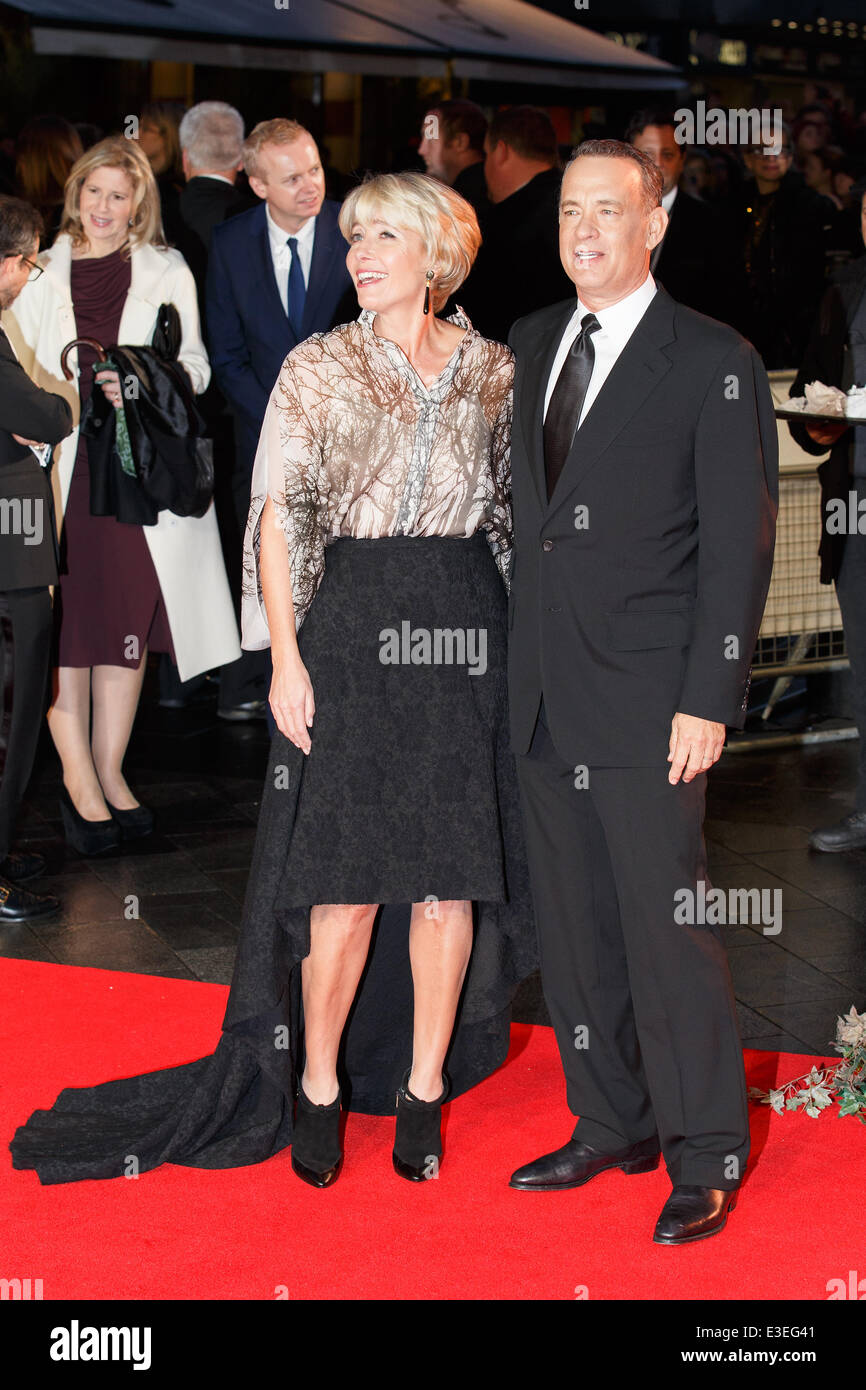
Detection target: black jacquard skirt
<box><xmin>281</xmin><ymin>531</ymin><xmax>513</xmax><ymax>904</ymax></box>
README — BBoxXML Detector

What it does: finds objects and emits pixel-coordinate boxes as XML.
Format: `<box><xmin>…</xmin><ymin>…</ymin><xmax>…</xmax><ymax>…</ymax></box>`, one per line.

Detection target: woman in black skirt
<box><xmin>10</xmin><ymin>172</ymin><xmax>537</xmax><ymax>1190</ymax></box>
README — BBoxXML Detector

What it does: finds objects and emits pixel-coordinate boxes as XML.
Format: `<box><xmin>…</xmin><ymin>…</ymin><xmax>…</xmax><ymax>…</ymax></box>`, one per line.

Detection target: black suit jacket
<box><xmin>177</xmin><ymin>176</ymin><xmax>254</xmax><ymax>310</ymax></box>
<box><xmin>206</xmin><ymin>199</ymin><xmax>356</xmax><ymax>470</ymax></box>
<box><xmin>457</xmin><ymin>167</ymin><xmax>573</xmax><ymax>344</ymax></box>
<box><xmin>507</xmin><ymin>288</ymin><xmax>778</xmax><ymax>766</ymax></box>
<box><xmin>787</xmin><ymin>256</ymin><xmax>866</xmax><ymax>584</ymax></box>
<box><xmin>653</xmin><ymin>189</ymin><xmax>737</xmax><ymax>326</ymax></box>
<box><xmin>0</xmin><ymin>326</ymin><xmax>72</xmax><ymax>590</ymax></box>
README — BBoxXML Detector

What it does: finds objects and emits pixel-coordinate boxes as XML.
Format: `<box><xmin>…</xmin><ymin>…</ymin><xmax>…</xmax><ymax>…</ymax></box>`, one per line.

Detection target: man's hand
<box><xmin>805</xmin><ymin>420</ymin><xmax>848</xmax><ymax>447</ymax></box>
<box><xmin>668</xmin><ymin>712</ymin><xmax>725</xmax><ymax>784</ymax></box>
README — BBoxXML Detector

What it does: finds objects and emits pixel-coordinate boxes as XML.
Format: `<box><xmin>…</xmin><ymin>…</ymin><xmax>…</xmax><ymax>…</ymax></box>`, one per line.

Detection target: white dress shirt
<box><xmin>661</xmin><ymin>185</ymin><xmax>678</xmax><ymax>217</ymax></box>
<box><xmin>543</xmin><ymin>273</ymin><xmax>658</xmax><ymax>426</ymax></box>
<box><xmin>265</xmin><ymin>205</ymin><xmax>316</xmax><ymax>316</ymax></box>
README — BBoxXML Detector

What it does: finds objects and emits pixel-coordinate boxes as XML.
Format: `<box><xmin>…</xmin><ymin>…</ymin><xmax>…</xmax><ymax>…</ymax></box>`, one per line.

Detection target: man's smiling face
<box><xmin>558</xmin><ymin>155</ymin><xmax>666</xmax><ymax>311</ymax></box>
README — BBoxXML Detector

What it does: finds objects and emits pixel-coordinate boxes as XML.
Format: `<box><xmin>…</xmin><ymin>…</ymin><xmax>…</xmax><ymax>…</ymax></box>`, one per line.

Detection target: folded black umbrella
<box><xmin>61</xmin><ymin>306</ymin><xmax>214</xmax><ymax>527</ymax></box>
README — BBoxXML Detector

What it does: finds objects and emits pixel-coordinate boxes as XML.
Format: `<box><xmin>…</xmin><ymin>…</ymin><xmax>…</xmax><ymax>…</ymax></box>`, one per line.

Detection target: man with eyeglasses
<box><xmin>736</xmin><ymin>123</ymin><xmax>835</xmax><ymax>368</ymax></box>
<box><xmin>0</xmin><ymin>196</ymin><xmax>73</xmax><ymax>920</ymax></box>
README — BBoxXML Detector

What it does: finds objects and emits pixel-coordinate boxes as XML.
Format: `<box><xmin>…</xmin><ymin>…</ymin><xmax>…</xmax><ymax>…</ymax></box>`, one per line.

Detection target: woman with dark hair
<box><xmin>15</xmin><ymin>115</ymin><xmax>84</xmax><ymax>248</ymax></box>
<box><xmin>138</xmin><ymin>101</ymin><xmax>185</xmax><ymax>245</ymax></box>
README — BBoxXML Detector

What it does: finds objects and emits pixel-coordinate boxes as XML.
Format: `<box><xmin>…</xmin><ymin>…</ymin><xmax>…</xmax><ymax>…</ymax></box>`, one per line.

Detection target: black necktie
<box><xmin>543</xmin><ymin>312</ymin><xmax>600</xmax><ymax>501</ymax></box>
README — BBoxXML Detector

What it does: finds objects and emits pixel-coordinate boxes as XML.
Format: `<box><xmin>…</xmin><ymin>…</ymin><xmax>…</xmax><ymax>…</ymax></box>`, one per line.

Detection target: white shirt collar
<box><xmin>661</xmin><ymin>185</ymin><xmax>678</xmax><ymax>215</ymax></box>
<box><xmin>266</xmin><ymin>203</ymin><xmax>316</xmax><ymax>256</ymax></box>
<box><xmin>194</xmin><ymin>172</ymin><xmax>235</xmax><ymax>186</ymax></box>
<box><xmin>575</xmin><ymin>271</ymin><xmax>657</xmax><ymax>343</ymax></box>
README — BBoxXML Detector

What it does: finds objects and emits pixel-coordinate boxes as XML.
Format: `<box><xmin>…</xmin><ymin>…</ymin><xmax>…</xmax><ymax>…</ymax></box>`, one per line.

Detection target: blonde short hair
<box><xmin>243</xmin><ymin>119</ymin><xmax>314</xmax><ymax>181</ymax></box>
<box><xmin>338</xmin><ymin>172</ymin><xmax>480</xmax><ymax>313</ymax></box>
<box><xmin>60</xmin><ymin>136</ymin><xmax>165</xmax><ymax>252</ymax></box>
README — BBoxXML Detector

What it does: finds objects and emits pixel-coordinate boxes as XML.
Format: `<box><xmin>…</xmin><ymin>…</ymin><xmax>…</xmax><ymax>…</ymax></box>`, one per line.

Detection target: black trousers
<box><xmin>835</xmin><ymin>508</ymin><xmax>866</xmax><ymax>812</ymax></box>
<box><xmin>515</xmin><ymin>701</ymin><xmax>748</xmax><ymax>1190</ymax></box>
<box><xmin>0</xmin><ymin>587</ymin><xmax>52</xmax><ymax>863</ymax></box>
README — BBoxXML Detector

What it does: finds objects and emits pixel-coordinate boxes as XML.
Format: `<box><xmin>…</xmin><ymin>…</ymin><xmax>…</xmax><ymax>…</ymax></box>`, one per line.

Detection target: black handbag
<box><xmin>61</xmin><ymin>303</ymin><xmax>215</xmax><ymax>526</ymax></box>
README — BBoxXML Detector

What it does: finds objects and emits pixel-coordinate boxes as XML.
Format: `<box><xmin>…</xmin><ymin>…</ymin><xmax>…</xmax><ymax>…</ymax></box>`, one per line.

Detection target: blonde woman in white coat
<box><xmin>7</xmin><ymin>137</ymin><xmax>240</xmax><ymax>854</ymax></box>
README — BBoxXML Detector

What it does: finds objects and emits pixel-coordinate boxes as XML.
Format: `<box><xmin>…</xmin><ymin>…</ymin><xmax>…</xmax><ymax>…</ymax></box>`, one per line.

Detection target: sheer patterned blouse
<box><xmin>240</xmin><ymin>307</ymin><xmax>514</xmax><ymax>650</ymax></box>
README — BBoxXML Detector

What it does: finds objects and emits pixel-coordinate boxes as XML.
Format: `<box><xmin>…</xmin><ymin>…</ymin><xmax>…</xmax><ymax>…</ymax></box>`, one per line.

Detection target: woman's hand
<box><xmin>12</xmin><ymin>434</ymin><xmax>45</xmax><ymax>448</ymax></box>
<box><xmin>94</xmin><ymin>368</ymin><xmax>123</xmax><ymax>408</ymax></box>
<box><xmin>270</xmin><ymin>653</ymin><xmax>315</xmax><ymax>754</ymax></box>
<box><xmin>805</xmin><ymin>420</ymin><xmax>848</xmax><ymax>447</ymax></box>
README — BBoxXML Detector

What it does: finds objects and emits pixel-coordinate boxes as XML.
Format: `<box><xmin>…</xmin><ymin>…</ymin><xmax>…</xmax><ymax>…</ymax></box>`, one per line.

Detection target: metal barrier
<box><xmin>729</xmin><ymin>370</ymin><xmax>855</xmax><ymax>751</ymax></box>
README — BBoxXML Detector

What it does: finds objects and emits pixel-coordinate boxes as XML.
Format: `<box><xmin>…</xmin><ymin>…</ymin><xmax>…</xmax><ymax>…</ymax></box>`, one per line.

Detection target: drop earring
<box><xmin>423</xmin><ymin>269</ymin><xmax>434</xmax><ymax>316</ymax></box>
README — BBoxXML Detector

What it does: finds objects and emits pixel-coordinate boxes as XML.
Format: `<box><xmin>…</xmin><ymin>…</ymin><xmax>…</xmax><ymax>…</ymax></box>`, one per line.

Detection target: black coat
<box><xmin>653</xmin><ymin>188</ymin><xmax>738</xmax><ymax>326</ymax></box>
<box><xmin>0</xmin><ymin>326</ymin><xmax>71</xmax><ymax>590</ymax></box>
<box><xmin>787</xmin><ymin>256</ymin><xmax>866</xmax><ymax>584</ymax></box>
<box><xmin>177</xmin><ymin>176</ymin><xmax>255</xmax><ymax>310</ymax></box>
<box><xmin>457</xmin><ymin>167</ymin><xmax>573</xmax><ymax>344</ymax></box>
<box><xmin>507</xmin><ymin>288</ymin><xmax>779</xmax><ymax>766</ymax></box>
<box><xmin>733</xmin><ymin>170</ymin><xmax>835</xmax><ymax>368</ymax></box>
<box><xmin>82</xmin><ymin>345</ymin><xmax>212</xmax><ymax>527</ymax></box>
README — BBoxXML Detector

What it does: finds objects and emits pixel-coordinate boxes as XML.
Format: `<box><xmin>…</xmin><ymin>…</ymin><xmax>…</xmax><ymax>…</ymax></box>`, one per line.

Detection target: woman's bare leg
<box><xmin>408</xmin><ymin>899</ymin><xmax>473</xmax><ymax>1100</ymax></box>
<box><xmin>301</xmin><ymin>903</ymin><xmax>379</xmax><ymax>1104</ymax></box>
<box><xmin>90</xmin><ymin>653</ymin><xmax>149</xmax><ymax>810</ymax></box>
<box><xmin>47</xmin><ymin>665</ymin><xmax>110</xmax><ymax>820</ymax></box>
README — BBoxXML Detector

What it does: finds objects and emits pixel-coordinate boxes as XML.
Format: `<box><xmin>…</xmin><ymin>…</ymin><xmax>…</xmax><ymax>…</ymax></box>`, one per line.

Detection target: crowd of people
<box><xmin>0</xmin><ymin>87</ymin><xmax>862</xmax><ymax>1239</ymax></box>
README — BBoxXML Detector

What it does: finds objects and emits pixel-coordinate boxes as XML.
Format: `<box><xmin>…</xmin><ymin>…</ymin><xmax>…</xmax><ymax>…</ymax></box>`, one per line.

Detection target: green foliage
<box><xmin>747</xmin><ymin>1006</ymin><xmax>866</xmax><ymax>1123</ymax></box>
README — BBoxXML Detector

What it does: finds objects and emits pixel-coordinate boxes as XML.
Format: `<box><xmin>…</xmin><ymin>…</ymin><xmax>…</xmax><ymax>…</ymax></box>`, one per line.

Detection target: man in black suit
<box><xmin>456</xmin><ymin>106</ymin><xmax>573</xmax><ymax>344</ymax></box>
<box><xmin>735</xmin><ymin>127</ymin><xmax>835</xmax><ymax>368</ymax></box>
<box><xmin>177</xmin><ymin>101</ymin><xmax>253</xmax><ymax>309</ymax></box>
<box><xmin>506</xmin><ymin>142</ymin><xmax>778</xmax><ymax>1243</ymax></box>
<box><xmin>206</xmin><ymin>119</ymin><xmax>355</xmax><ymax>721</ymax></box>
<box><xmin>158</xmin><ymin>101</ymin><xmax>256</xmax><ymax>714</ymax></box>
<box><xmin>0</xmin><ymin>197</ymin><xmax>73</xmax><ymax>919</ymax></box>
<box><xmin>787</xmin><ymin>177</ymin><xmax>866</xmax><ymax>851</ymax></box>
<box><xmin>418</xmin><ymin>99</ymin><xmax>489</xmax><ymax>221</ymax></box>
<box><xmin>627</xmin><ymin>109</ymin><xmax>737</xmax><ymax>325</ymax></box>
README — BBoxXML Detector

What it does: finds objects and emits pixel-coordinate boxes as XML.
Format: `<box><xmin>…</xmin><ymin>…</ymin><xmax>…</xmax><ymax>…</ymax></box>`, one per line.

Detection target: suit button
<box><xmin>542</xmin><ymin>539</ymin><xmax>554</xmax><ymax>552</ymax></box>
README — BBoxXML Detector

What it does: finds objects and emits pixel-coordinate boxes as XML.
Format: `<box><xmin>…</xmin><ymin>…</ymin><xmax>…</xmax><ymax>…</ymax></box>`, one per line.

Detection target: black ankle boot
<box><xmin>59</xmin><ymin>788</ymin><xmax>121</xmax><ymax>857</ymax></box>
<box><xmin>393</xmin><ymin>1069</ymin><xmax>450</xmax><ymax>1182</ymax></box>
<box><xmin>291</xmin><ymin>1082</ymin><xmax>343</xmax><ymax>1188</ymax></box>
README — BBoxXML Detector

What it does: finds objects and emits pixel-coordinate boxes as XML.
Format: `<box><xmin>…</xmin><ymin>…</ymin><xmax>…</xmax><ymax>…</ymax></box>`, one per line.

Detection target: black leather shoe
<box><xmin>0</xmin><ymin>876</ymin><xmax>59</xmax><ymax>921</ymax></box>
<box><xmin>510</xmin><ymin>1136</ymin><xmax>661</xmax><ymax>1191</ymax></box>
<box><xmin>291</xmin><ymin>1082</ymin><xmax>343</xmax><ymax>1188</ymax></box>
<box><xmin>653</xmin><ymin>1184</ymin><xmax>738</xmax><ymax>1244</ymax></box>
<box><xmin>0</xmin><ymin>850</ymin><xmax>46</xmax><ymax>883</ymax></box>
<box><xmin>809</xmin><ymin>812</ymin><xmax>866</xmax><ymax>853</ymax></box>
<box><xmin>393</xmin><ymin>1069</ymin><xmax>450</xmax><ymax>1181</ymax></box>
<box><xmin>106</xmin><ymin>801</ymin><xmax>154</xmax><ymax>841</ymax></box>
<box><xmin>59</xmin><ymin>788</ymin><xmax>121</xmax><ymax>857</ymax></box>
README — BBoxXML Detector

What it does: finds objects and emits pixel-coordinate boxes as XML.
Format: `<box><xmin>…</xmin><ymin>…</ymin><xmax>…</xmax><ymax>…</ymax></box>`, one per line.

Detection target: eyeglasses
<box><xmin>21</xmin><ymin>256</ymin><xmax>44</xmax><ymax>281</ymax></box>
<box><xmin>747</xmin><ymin>146</ymin><xmax>792</xmax><ymax>157</ymax></box>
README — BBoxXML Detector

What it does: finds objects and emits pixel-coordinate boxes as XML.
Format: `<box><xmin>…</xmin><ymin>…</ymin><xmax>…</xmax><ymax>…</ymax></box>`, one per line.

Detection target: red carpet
<box><xmin>0</xmin><ymin>957</ymin><xmax>859</xmax><ymax>1300</ymax></box>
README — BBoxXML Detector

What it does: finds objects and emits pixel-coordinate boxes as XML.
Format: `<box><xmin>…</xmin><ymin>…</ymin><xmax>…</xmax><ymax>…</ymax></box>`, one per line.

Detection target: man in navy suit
<box><xmin>207</xmin><ymin>119</ymin><xmax>355</xmax><ymax>719</ymax></box>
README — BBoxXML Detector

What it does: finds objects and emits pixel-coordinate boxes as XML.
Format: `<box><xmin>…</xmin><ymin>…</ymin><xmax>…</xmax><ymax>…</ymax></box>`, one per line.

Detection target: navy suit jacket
<box><xmin>207</xmin><ymin>198</ymin><xmax>355</xmax><ymax>467</ymax></box>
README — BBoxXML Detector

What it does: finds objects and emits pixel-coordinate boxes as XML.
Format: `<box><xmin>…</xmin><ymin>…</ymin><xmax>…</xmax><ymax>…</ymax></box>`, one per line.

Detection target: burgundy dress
<box><xmin>57</xmin><ymin>246</ymin><xmax>176</xmax><ymax>668</ymax></box>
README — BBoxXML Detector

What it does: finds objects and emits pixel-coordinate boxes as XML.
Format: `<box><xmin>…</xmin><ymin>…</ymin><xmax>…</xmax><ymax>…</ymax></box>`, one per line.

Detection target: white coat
<box><xmin>6</xmin><ymin>234</ymin><xmax>241</xmax><ymax>681</ymax></box>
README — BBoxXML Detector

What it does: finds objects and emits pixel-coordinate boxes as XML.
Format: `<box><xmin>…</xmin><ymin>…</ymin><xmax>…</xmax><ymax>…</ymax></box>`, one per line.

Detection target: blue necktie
<box><xmin>287</xmin><ymin>236</ymin><xmax>306</xmax><ymax>333</ymax></box>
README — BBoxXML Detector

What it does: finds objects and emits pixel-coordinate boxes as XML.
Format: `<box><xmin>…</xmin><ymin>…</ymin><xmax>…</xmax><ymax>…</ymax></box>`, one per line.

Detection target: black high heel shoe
<box><xmin>393</xmin><ymin>1068</ymin><xmax>450</xmax><ymax>1182</ymax></box>
<box><xmin>291</xmin><ymin>1082</ymin><xmax>343</xmax><ymax>1188</ymax></box>
<box><xmin>58</xmin><ymin>787</ymin><xmax>121</xmax><ymax>857</ymax></box>
<box><xmin>105</xmin><ymin>801</ymin><xmax>154</xmax><ymax>840</ymax></box>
